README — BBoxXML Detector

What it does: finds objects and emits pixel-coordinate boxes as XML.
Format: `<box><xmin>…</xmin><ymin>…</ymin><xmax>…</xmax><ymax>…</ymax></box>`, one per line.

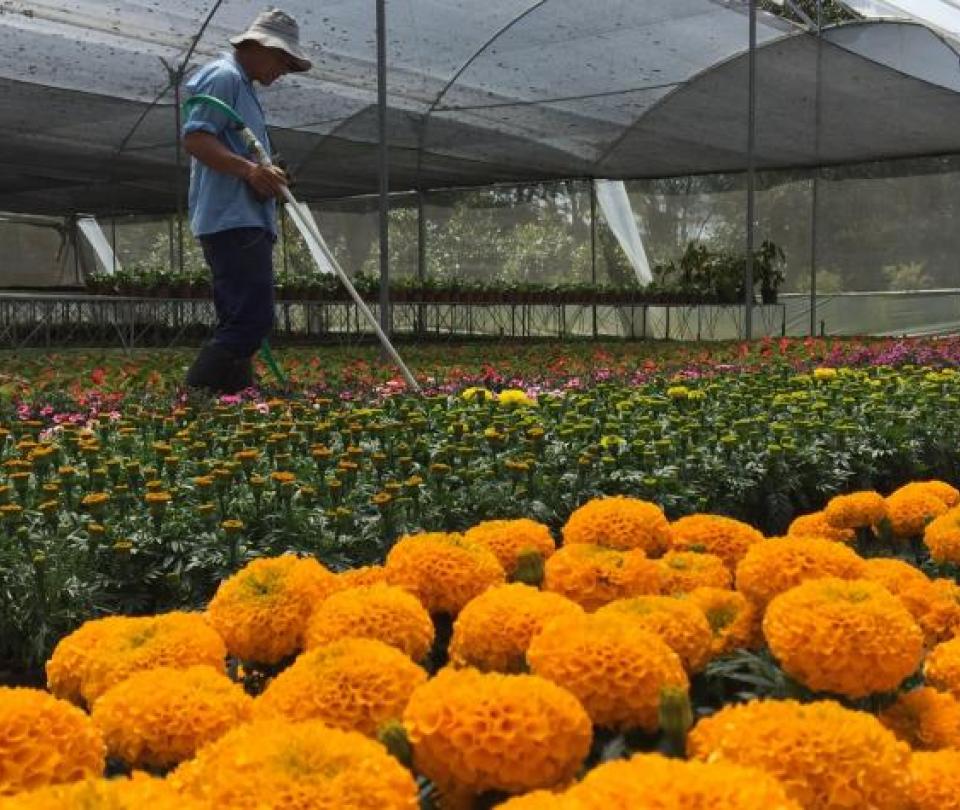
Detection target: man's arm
<box><xmin>183</xmin><ymin>131</ymin><xmax>289</xmax><ymax>199</ymax></box>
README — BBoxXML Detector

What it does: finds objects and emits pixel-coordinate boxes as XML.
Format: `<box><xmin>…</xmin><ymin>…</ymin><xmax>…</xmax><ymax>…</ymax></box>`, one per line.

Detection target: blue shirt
<box><xmin>182</xmin><ymin>52</ymin><xmax>277</xmax><ymax>238</ymax></box>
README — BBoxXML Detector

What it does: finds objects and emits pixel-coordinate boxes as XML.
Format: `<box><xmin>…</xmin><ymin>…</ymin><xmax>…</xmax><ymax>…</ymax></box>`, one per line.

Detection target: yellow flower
<box><xmin>924</xmin><ymin>507</ymin><xmax>960</xmax><ymax>565</ymax></box>
<box><xmin>497</xmin><ymin>389</ymin><xmax>536</xmax><ymax>408</ymax></box>
<box><xmin>596</xmin><ymin>595</ymin><xmax>713</xmax><ymax>673</ymax></box>
<box><xmin>734</xmin><ymin>536</ymin><xmax>865</xmax><ymax>609</ymax></box>
<box><xmin>684</xmin><ymin>587</ymin><xmax>760</xmax><ymax>656</ymax></box>
<box><xmin>688</xmin><ymin>699</ymin><xmax>910</xmax><ymax>810</ymax></box>
<box><xmin>47</xmin><ymin>612</ymin><xmax>226</xmax><ymax>706</ymax></box>
<box><xmin>812</xmin><ymin>367</ymin><xmax>838</xmax><ymax>380</ymax></box>
<box><xmin>449</xmin><ymin>583</ymin><xmax>583</xmax><ymax>673</ymax></box>
<box><xmin>879</xmin><ymin>687</ymin><xmax>960</xmax><ymax>751</ymax></box>
<box><xmin>91</xmin><ymin>665</ymin><xmax>252</xmax><ymax>768</ymax></box>
<box><xmin>403</xmin><ymin>668</ymin><xmax>591</xmax><ymax>796</ymax></box>
<box><xmin>786</xmin><ymin>510</ymin><xmax>856</xmax><ymax>544</ymax></box>
<box><xmin>304</xmin><ymin>584</ymin><xmax>434</xmax><ymax>662</ymax></box>
<box><xmin>907</xmin><ymin>750</ymin><xmax>960</xmax><ymax>810</ymax></box>
<box><xmin>253</xmin><ymin>638</ymin><xmax>426</xmax><ymax>737</ymax></box>
<box><xmin>384</xmin><ymin>532</ymin><xmax>505</xmax><ymax>615</ymax></box>
<box><xmin>542</xmin><ymin>543</ymin><xmax>662</xmax><ymax>611</ymax></box>
<box><xmin>823</xmin><ymin>490</ymin><xmax>887</xmax><ymax>529</ymax></box>
<box><xmin>669</xmin><ymin>513</ymin><xmax>764</xmax><ymax>569</ymax></box>
<box><xmin>657</xmin><ymin>551</ymin><xmax>731</xmax><ymax>594</ymax></box>
<box><xmin>0</xmin><ymin>688</ymin><xmax>105</xmax><ymax>796</ymax></box>
<box><xmin>0</xmin><ymin>775</ymin><xmax>209</xmax><ymax>810</ymax></box>
<box><xmin>463</xmin><ymin>519</ymin><xmax>556</xmax><ymax>577</ymax></box>
<box><xmin>562</xmin><ymin>496</ymin><xmax>671</xmax><ymax>555</ymax></box>
<box><xmin>461</xmin><ymin>386</ymin><xmax>494</xmax><ymax>402</ymax></box>
<box><xmin>207</xmin><ymin>555</ymin><xmax>336</xmax><ymax>664</ymax></box>
<box><xmin>566</xmin><ymin>754</ymin><xmax>801</xmax><ymax>810</ymax></box>
<box><xmin>763</xmin><ymin>578</ymin><xmax>922</xmax><ymax>698</ymax></box>
<box><xmin>527</xmin><ymin>611</ymin><xmax>687</xmax><ymax>731</ymax></box>
<box><xmin>170</xmin><ymin>720</ymin><xmax>418</xmax><ymax>810</ymax></box>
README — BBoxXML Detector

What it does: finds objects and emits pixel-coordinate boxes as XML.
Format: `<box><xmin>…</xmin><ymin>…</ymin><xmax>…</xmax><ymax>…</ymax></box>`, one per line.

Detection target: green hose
<box><xmin>183</xmin><ymin>94</ymin><xmax>286</xmax><ymax>388</ymax></box>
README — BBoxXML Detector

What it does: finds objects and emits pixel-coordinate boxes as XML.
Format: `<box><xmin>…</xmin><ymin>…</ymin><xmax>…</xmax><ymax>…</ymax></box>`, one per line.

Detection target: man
<box><xmin>182</xmin><ymin>8</ymin><xmax>311</xmax><ymax>393</ymax></box>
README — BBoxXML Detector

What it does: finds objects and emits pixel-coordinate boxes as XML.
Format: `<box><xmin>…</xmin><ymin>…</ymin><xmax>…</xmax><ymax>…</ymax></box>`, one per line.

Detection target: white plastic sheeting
<box><xmin>595</xmin><ymin>180</ymin><xmax>653</xmax><ymax>285</ymax></box>
<box><xmin>838</xmin><ymin>0</ymin><xmax>960</xmax><ymax>39</ymax></box>
<box><xmin>77</xmin><ymin>217</ymin><xmax>120</xmax><ymax>275</ymax></box>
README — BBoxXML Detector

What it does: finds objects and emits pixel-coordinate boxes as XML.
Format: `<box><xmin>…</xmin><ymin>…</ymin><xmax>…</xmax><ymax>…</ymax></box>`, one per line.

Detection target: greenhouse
<box><xmin>2</xmin><ymin>1</ymin><xmax>960</xmax><ymax>808</ymax></box>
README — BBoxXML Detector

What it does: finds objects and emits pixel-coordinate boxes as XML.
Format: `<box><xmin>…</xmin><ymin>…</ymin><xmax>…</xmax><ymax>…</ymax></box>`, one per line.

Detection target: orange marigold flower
<box><xmin>207</xmin><ymin>555</ymin><xmax>336</xmax><ymax>664</ymax></box>
<box><xmin>0</xmin><ymin>775</ymin><xmax>209</xmax><ymax>810</ymax></box>
<box><xmin>924</xmin><ymin>507</ymin><xmax>960</xmax><ymax>565</ymax></box>
<box><xmin>861</xmin><ymin>557</ymin><xmax>930</xmax><ymax>596</ymax></box>
<box><xmin>657</xmin><ymin>551</ymin><xmax>731</xmax><ymax>594</ymax></box>
<box><xmin>823</xmin><ymin>490</ymin><xmax>887</xmax><ymax>529</ymax></box>
<box><xmin>384</xmin><ymin>532</ymin><xmax>505</xmax><ymax>615</ymax></box>
<box><xmin>526</xmin><ymin>611</ymin><xmax>687</xmax><ymax>731</ymax></box>
<box><xmin>90</xmin><ymin>665</ymin><xmax>252</xmax><ymax>769</ymax></box>
<box><xmin>48</xmin><ymin>612</ymin><xmax>226</xmax><ymax>706</ymax></box>
<box><xmin>763</xmin><ymin>578</ymin><xmax>922</xmax><ymax>698</ymax></box>
<box><xmin>684</xmin><ymin>587</ymin><xmax>760</xmax><ymax>656</ymax></box>
<box><xmin>687</xmin><ymin>699</ymin><xmax>910</xmax><ymax>810</ymax></box>
<box><xmin>305</xmin><ymin>584</ymin><xmax>434</xmax><ymax>662</ymax></box>
<box><xmin>566</xmin><ymin>754</ymin><xmax>801</xmax><ymax>810</ymax></box>
<box><xmin>899</xmin><ymin>578</ymin><xmax>960</xmax><ymax>646</ymax></box>
<box><xmin>0</xmin><ymin>688</ymin><xmax>105</xmax><ymax>797</ymax></box>
<box><xmin>170</xmin><ymin>720</ymin><xmax>418</xmax><ymax>809</ymax></box>
<box><xmin>542</xmin><ymin>543</ymin><xmax>661</xmax><ymax>611</ymax></box>
<box><xmin>403</xmin><ymin>668</ymin><xmax>591</xmax><ymax>797</ymax></box>
<box><xmin>449</xmin><ymin>583</ymin><xmax>583</xmax><ymax>673</ymax></box>
<box><xmin>596</xmin><ymin>595</ymin><xmax>713</xmax><ymax>673</ymax></box>
<box><xmin>254</xmin><ymin>638</ymin><xmax>426</xmax><ymax>737</ymax></box>
<box><xmin>562</xmin><ymin>496</ymin><xmax>671</xmax><ymax>555</ymax></box>
<box><xmin>786</xmin><ymin>510</ymin><xmax>855</xmax><ymax>544</ymax></box>
<box><xmin>884</xmin><ymin>490</ymin><xmax>949</xmax><ymax>539</ymax></box>
<box><xmin>496</xmin><ymin>791</ymin><xmax>585</xmax><ymax>810</ymax></box>
<box><xmin>891</xmin><ymin>480</ymin><xmax>960</xmax><ymax>508</ymax></box>
<box><xmin>45</xmin><ymin>617</ymin><xmax>120</xmax><ymax>705</ymax></box>
<box><xmin>331</xmin><ymin>564</ymin><xmax>387</xmax><ymax>592</ymax></box>
<box><xmin>925</xmin><ymin>637</ymin><xmax>960</xmax><ymax>698</ymax></box>
<box><xmin>879</xmin><ymin>687</ymin><xmax>960</xmax><ymax>751</ymax></box>
<box><xmin>907</xmin><ymin>751</ymin><xmax>960</xmax><ymax>810</ymax></box>
<box><xmin>734</xmin><ymin>536</ymin><xmax>865</xmax><ymax>609</ymax></box>
<box><xmin>669</xmin><ymin>514</ymin><xmax>764</xmax><ymax>570</ymax></box>
<box><xmin>463</xmin><ymin>518</ymin><xmax>556</xmax><ymax>576</ymax></box>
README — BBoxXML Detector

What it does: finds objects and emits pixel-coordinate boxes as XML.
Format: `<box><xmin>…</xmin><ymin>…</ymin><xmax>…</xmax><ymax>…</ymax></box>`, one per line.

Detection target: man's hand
<box><xmin>245</xmin><ymin>164</ymin><xmax>289</xmax><ymax>199</ymax></box>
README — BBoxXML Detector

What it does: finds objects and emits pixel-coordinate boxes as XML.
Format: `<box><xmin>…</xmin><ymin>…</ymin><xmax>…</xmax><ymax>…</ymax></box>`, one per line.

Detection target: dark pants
<box><xmin>200</xmin><ymin>227</ymin><xmax>275</xmax><ymax>357</ymax></box>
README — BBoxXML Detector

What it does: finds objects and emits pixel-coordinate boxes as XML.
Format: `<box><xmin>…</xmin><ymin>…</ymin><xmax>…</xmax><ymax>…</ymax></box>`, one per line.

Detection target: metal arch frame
<box><xmin>412</xmin><ymin>0</ymin><xmax>549</xmax><ymax>191</ymax></box>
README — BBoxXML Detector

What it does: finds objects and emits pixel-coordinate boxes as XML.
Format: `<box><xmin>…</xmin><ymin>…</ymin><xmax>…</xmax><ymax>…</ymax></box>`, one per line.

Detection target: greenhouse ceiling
<box><xmin>2</xmin><ymin>1</ymin><xmax>960</xmax><ymax>215</ymax></box>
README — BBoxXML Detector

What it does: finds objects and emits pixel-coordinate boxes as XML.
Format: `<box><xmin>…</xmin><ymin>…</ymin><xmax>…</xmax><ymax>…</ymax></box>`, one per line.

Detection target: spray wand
<box><xmin>182</xmin><ymin>93</ymin><xmax>421</xmax><ymax>393</ymax></box>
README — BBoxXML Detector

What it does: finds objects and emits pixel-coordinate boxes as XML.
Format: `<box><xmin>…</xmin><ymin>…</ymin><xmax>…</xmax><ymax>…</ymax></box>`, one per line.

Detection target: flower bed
<box><xmin>2</xmin><ymin>485</ymin><xmax>960</xmax><ymax>807</ymax></box>
<box><xmin>0</xmin><ymin>338</ymin><xmax>959</xmax><ymax>677</ymax></box>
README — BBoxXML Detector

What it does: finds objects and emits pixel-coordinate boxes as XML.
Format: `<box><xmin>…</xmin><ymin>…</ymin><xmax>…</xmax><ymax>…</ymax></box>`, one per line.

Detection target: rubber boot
<box><xmin>185</xmin><ymin>342</ymin><xmax>254</xmax><ymax>394</ymax></box>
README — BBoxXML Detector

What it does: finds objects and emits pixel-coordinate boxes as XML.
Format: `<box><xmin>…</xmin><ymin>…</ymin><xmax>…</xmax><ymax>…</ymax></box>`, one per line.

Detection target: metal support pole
<box><xmin>744</xmin><ymin>0</ymin><xmax>758</xmax><ymax>340</ymax></box>
<box><xmin>111</xmin><ymin>216</ymin><xmax>117</xmax><ymax>276</ymax></box>
<box><xmin>376</xmin><ymin>0</ymin><xmax>391</xmax><ymax>340</ymax></box>
<box><xmin>417</xmin><ymin>190</ymin><xmax>426</xmax><ymax>335</ymax></box>
<box><xmin>174</xmin><ymin>80</ymin><xmax>185</xmax><ymax>273</ymax></box>
<box><xmin>810</xmin><ymin>0</ymin><xmax>823</xmax><ymax>337</ymax></box>
<box><xmin>590</xmin><ymin>180</ymin><xmax>598</xmax><ymax>339</ymax></box>
<box><xmin>280</xmin><ymin>204</ymin><xmax>289</xmax><ymax>276</ymax></box>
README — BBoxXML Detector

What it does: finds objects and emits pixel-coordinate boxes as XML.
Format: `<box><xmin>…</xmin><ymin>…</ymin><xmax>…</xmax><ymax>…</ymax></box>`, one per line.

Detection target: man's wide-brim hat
<box><xmin>230</xmin><ymin>7</ymin><xmax>312</xmax><ymax>72</ymax></box>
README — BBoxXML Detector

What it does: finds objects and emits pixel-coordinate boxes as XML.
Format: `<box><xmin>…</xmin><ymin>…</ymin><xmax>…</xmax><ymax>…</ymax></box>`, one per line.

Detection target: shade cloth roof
<box><xmin>1</xmin><ymin>1</ymin><xmax>959</xmax><ymax>214</ymax></box>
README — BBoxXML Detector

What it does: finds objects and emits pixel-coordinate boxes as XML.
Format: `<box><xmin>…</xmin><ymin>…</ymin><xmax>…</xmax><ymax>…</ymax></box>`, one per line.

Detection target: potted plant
<box><xmin>755</xmin><ymin>240</ymin><xmax>786</xmax><ymax>304</ymax></box>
